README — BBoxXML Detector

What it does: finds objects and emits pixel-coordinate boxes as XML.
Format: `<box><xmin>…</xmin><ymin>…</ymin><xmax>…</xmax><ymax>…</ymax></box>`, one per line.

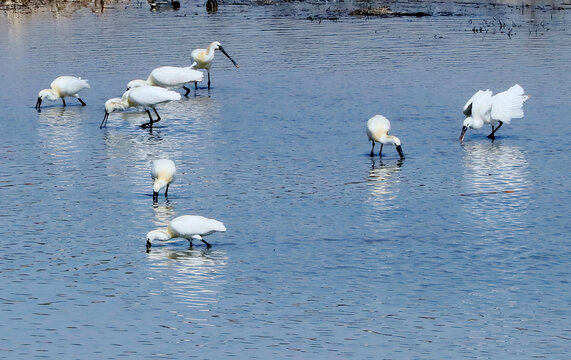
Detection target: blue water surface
<box><xmin>0</xmin><ymin>0</ymin><xmax>570</xmax><ymax>358</ymax></box>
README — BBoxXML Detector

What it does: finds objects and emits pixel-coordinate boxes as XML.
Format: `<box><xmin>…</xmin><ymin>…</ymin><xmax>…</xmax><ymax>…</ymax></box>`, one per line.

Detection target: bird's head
<box><xmin>100</xmin><ymin>97</ymin><xmax>126</xmax><ymax>128</ymax></box>
<box><xmin>213</xmin><ymin>42</ymin><xmax>239</xmax><ymax>68</ymax></box>
<box><xmin>459</xmin><ymin>117</ymin><xmax>473</xmax><ymax>142</ymax></box>
<box><xmin>127</xmin><ymin>79</ymin><xmax>147</xmax><ymax>90</ymax></box>
<box><xmin>38</xmin><ymin>89</ymin><xmax>57</xmax><ymax>101</ymax></box>
<box><xmin>35</xmin><ymin>89</ymin><xmax>56</xmax><ymax>109</ymax></box>
<box><xmin>104</xmin><ymin>97</ymin><xmax>125</xmax><ymax>114</ymax></box>
<box><xmin>146</xmin><ymin>229</ymin><xmax>171</xmax><ymax>249</ymax></box>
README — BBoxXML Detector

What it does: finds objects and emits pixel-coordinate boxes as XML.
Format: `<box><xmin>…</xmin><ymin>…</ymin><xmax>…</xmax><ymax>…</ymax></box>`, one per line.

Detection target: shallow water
<box><xmin>1</xmin><ymin>1</ymin><xmax>570</xmax><ymax>358</ymax></box>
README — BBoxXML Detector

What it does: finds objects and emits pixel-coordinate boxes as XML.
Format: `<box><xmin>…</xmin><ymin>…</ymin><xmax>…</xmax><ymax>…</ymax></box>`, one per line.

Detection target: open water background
<box><xmin>0</xmin><ymin>0</ymin><xmax>570</xmax><ymax>358</ymax></box>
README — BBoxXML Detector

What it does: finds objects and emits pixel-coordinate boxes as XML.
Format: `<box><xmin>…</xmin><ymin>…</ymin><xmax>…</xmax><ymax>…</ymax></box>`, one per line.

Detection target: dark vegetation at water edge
<box><xmin>3</xmin><ymin>0</ymin><xmax>571</xmax><ymax>12</ymax></box>
<box><xmin>0</xmin><ymin>0</ymin><xmax>126</xmax><ymax>11</ymax></box>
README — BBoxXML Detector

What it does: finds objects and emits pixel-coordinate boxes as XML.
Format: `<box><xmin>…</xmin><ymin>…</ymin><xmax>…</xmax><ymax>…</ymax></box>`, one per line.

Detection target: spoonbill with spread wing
<box><xmin>460</xmin><ymin>84</ymin><xmax>529</xmax><ymax>142</ymax></box>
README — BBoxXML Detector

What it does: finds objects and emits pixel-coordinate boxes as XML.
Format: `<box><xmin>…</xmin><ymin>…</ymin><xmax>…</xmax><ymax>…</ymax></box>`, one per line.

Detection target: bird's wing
<box><xmin>151</xmin><ymin>160</ymin><xmax>176</xmax><ymax>180</ymax></box>
<box><xmin>150</xmin><ymin>160</ymin><xmax>160</xmax><ymax>179</ymax></box>
<box><xmin>170</xmin><ymin>215</ymin><xmax>224</xmax><ymax>237</ymax></box>
<box><xmin>463</xmin><ymin>90</ymin><xmax>491</xmax><ymax>116</ymax></box>
<box><xmin>151</xmin><ymin>67</ymin><xmax>203</xmax><ymax>87</ymax></box>
<box><xmin>54</xmin><ymin>76</ymin><xmax>90</xmax><ymax>95</ymax></box>
<box><xmin>190</xmin><ymin>48</ymin><xmax>205</xmax><ymax>62</ymax></box>
<box><xmin>129</xmin><ymin>86</ymin><xmax>181</xmax><ymax>107</ymax></box>
<box><xmin>490</xmin><ymin>84</ymin><xmax>528</xmax><ymax>124</ymax></box>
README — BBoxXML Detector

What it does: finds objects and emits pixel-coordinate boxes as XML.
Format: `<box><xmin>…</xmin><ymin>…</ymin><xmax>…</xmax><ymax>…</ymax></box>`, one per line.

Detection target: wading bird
<box><xmin>460</xmin><ymin>84</ymin><xmax>529</xmax><ymax>142</ymax></box>
<box><xmin>146</xmin><ymin>215</ymin><xmax>226</xmax><ymax>249</ymax></box>
<box><xmin>151</xmin><ymin>159</ymin><xmax>176</xmax><ymax>202</ymax></box>
<box><xmin>366</xmin><ymin>114</ymin><xmax>405</xmax><ymax>159</ymax></box>
<box><xmin>190</xmin><ymin>41</ymin><xmax>239</xmax><ymax>89</ymax></box>
<box><xmin>100</xmin><ymin>86</ymin><xmax>181</xmax><ymax>129</ymax></box>
<box><xmin>127</xmin><ymin>66</ymin><xmax>203</xmax><ymax>97</ymax></box>
<box><xmin>35</xmin><ymin>76</ymin><xmax>90</xmax><ymax>109</ymax></box>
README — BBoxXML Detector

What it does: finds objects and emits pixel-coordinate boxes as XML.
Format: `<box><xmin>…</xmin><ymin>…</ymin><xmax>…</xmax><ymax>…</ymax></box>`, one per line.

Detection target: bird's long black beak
<box><xmin>100</xmin><ymin>112</ymin><xmax>109</xmax><ymax>129</ymax></box>
<box><xmin>396</xmin><ymin>145</ymin><xmax>405</xmax><ymax>160</ymax></box>
<box><xmin>459</xmin><ymin>126</ymin><xmax>468</xmax><ymax>142</ymax></box>
<box><xmin>218</xmin><ymin>46</ymin><xmax>239</xmax><ymax>68</ymax></box>
<box><xmin>146</xmin><ymin>240</ymin><xmax>152</xmax><ymax>250</ymax></box>
<box><xmin>35</xmin><ymin>97</ymin><xmax>42</xmax><ymax>110</ymax></box>
<box><xmin>153</xmin><ymin>191</ymin><xmax>159</xmax><ymax>203</ymax></box>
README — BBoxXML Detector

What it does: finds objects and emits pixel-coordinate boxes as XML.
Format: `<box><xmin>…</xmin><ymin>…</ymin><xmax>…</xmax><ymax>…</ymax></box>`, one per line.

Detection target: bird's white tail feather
<box><xmin>166</xmin><ymin>91</ymin><xmax>182</xmax><ymax>101</ymax></box>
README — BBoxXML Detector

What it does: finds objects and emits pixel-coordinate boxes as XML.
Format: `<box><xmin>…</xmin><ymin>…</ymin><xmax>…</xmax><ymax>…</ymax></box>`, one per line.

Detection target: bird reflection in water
<box><xmin>37</xmin><ymin>107</ymin><xmax>85</xmax><ymax>161</ymax></box>
<box><xmin>152</xmin><ymin>201</ymin><xmax>176</xmax><ymax>227</ymax></box>
<box><xmin>367</xmin><ymin>158</ymin><xmax>404</xmax><ymax>210</ymax></box>
<box><xmin>460</xmin><ymin>141</ymin><xmax>531</xmax><ymax>228</ymax></box>
<box><xmin>146</xmin><ymin>246</ymin><xmax>228</xmax><ymax>311</ymax></box>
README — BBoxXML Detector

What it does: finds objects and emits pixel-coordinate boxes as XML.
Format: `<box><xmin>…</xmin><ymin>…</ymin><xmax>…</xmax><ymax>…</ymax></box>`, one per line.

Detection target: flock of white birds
<box><xmin>35</xmin><ymin>39</ymin><xmax>529</xmax><ymax>249</ymax></box>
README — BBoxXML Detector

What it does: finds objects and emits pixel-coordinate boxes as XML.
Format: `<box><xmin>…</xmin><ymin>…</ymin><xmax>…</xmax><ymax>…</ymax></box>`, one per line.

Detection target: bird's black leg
<box><xmin>153</xmin><ymin>108</ymin><xmax>161</xmax><ymax>122</ymax></box>
<box><xmin>140</xmin><ymin>109</ymin><xmax>155</xmax><ymax>129</ymax></box>
<box><xmin>195</xmin><ymin>82</ymin><xmax>198</xmax><ymax>90</ymax></box>
<box><xmin>379</xmin><ymin>144</ymin><xmax>384</xmax><ymax>157</ymax></box>
<box><xmin>487</xmin><ymin>121</ymin><xmax>503</xmax><ymax>139</ymax></box>
<box><xmin>78</xmin><ymin>98</ymin><xmax>87</xmax><ymax>106</ymax></box>
<box><xmin>62</xmin><ymin>98</ymin><xmax>66</xmax><ymax>107</ymax></box>
<box><xmin>201</xmin><ymin>239</ymin><xmax>212</xmax><ymax>248</ymax></box>
<box><xmin>183</xmin><ymin>86</ymin><xmax>190</xmax><ymax>97</ymax></box>
<box><xmin>165</xmin><ymin>184</ymin><xmax>169</xmax><ymax>198</ymax></box>
<box><xmin>207</xmin><ymin>72</ymin><xmax>211</xmax><ymax>89</ymax></box>
<box><xmin>370</xmin><ymin>141</ymin><xmax>375</xmax><ymax>157</ymax></box>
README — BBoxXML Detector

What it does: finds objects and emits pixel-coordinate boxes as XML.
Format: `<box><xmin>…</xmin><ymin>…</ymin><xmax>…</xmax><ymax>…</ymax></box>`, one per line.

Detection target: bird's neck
<box><xmin>206</xmin><ymin>43</ymin><xmax>217</xmax><ymax>56</ymax></box>
<box><xmin>153</xmin><ymin>179</ymin><xmax>167</xmax><ymax>193</ymax></box>
<box><xmin>470</xmin><ymin>116</ymin><xmax>485</xmax><ymax>129</ymax></box>
<box><xmin>380</xmin><ymin>135</ymin><xmax>399</xmax><ymax>146</ymax></box>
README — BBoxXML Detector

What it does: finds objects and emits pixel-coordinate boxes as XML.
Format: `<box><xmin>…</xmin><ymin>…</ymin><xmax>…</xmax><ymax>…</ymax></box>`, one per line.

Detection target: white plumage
<box><xmin>35</xmin><ymin>76</ymin><xmax>90</xmax><ymax>109</ymax></box>
<box><xmin>460</xmin><ymin>84</ymin><xmax>529</xmax><ymax>142</ymax></box>
<box><xmin>146</xmin><ymin>215</ymin><xmax>227</xmax><ymax>249</ymax></box>
<box><xmin>366</xmin><ymin>115</ymin><xmax>405</xmax><ymax>159</ymax></box>
<box><xmin>190</xmin><ymin>41</ymin><xmax>239</xmax><ymax>89</ymax></box>
<box><xmin>151</xmin><ymin>159</ymin><xmax>177</xmax><ymax>202</ymax></box>
<box><xmin>127</xmin><ymin>66</ymin><xmax>204</xmax><ymax>96</ymax></box>
<box><xmin>100</xmin><ymin>85</ymin><xmax>181</xmax><ymax>129</ymax></box>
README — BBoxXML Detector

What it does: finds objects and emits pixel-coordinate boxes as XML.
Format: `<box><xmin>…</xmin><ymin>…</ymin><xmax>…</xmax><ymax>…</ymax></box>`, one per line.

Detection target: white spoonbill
<box><xmin>151</xmin><ymin>159</ymin><xmax>176</xmax><ymax>202</ymax></box>
<box><xmin>100</xmin><ymin>86</ymin><xmax>181</xmax><ymax>129</ymax></box>
<box><xmin>127</xmin><ymin>66</ymin><xmax>204</xmax><ymax>97</ymax></box>
<box><xmin>35</xmin><ymin>76</ymin><xmax>90</xmax><ymax>109</ymax></box>
<box><xmin>146</xmin><ymin>215</ymin><xmax>227</xmax><ymax>249</ymax></box>
<box><xmin>366</xmin><ymin>115</ymin><xmax>405</xmax><ymax>159</ymax></box>
<box><xmin>460</xmin><ymin>84</ymin><xmax>529</xmax><ymax>142</ymax></box>
<box><xmin>190</xmin><ymin>41</ymin><xmax>239</xmax><ymax>89</ymax></box>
